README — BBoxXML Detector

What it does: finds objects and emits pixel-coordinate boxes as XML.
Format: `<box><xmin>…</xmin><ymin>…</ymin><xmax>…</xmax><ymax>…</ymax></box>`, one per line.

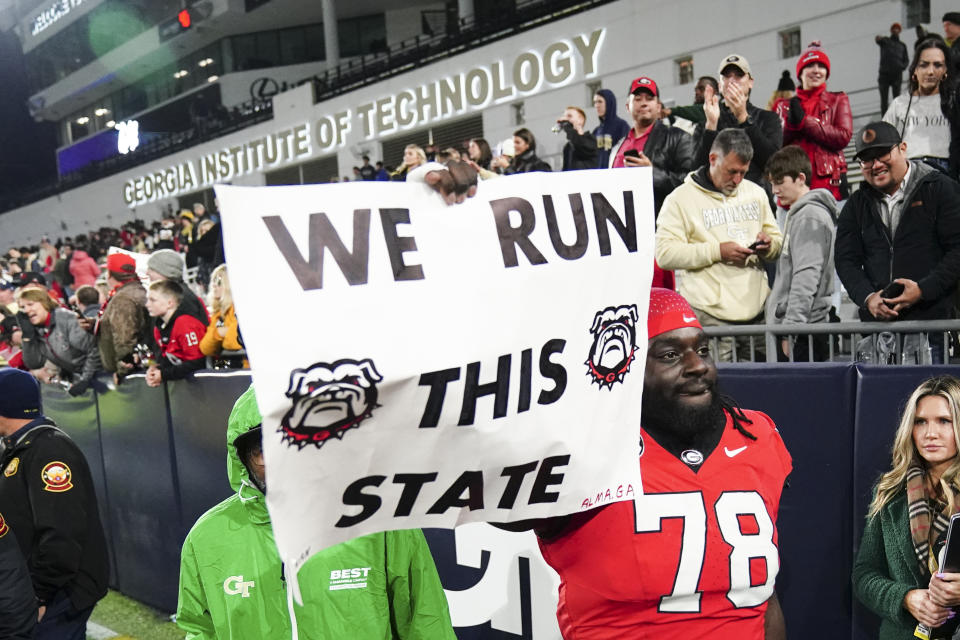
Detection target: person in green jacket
<box><xmin>853</xmin><ymin>376</ymin><xmax>960</xmax><ymax>638</ymax></box>
<box><xmin>176</xmin><ymin>386</ymin><xmax>457</xmax><ymax>639</ymax></box>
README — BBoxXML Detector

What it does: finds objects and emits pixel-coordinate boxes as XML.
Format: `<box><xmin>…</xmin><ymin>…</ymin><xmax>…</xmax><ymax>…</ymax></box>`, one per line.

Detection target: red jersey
<box><xmin>153</xmin><ymin>314</ymin><xmax>205</xmax><ymax>364</ymax></box>
<box><xmin>538</xmin><ymin>410</ymin><xmax>792</xmax><ymax>639</ymax></box>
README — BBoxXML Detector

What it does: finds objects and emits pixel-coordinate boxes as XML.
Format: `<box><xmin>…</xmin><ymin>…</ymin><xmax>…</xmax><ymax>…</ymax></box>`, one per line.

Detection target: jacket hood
<box><xmin>596</xmin><ymin>89</ymin><xmax>618</xmax><ymax>122</ymax></box>
<box><xmin>72</xmin><ymin>250</ymin><xmax>91</xmax><ymax>260</ymax></box>
<box><xmin>790</xmin><ymin>188</ymin><xmax>838</xmax><ymax>222</ymax></box>
<box><xmin>687</xmin><ymin>166</ymin><xmax>726</xmax><ymax>200</ymax></box>
<box><xmin>227</xmin><ymin>385</ymin><xmax>263</xmax><ymax>494</ymax></box>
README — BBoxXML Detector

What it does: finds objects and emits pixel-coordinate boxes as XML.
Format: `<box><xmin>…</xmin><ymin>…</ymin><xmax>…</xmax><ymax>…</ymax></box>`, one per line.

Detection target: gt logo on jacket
<box><xmin>223</xmin><ymin>575</ymin><xmax>255</xmax><ymax>597</ymax></box>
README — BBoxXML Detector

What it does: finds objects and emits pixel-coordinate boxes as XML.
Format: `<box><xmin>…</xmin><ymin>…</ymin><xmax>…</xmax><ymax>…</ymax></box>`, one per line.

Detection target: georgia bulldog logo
<box><xmin>279</xmin><ymin>358</ymin><xmax>383</xmax><ymax>449</ymax></box>
<box><xmin>586</xmin><ymin>304</ymin><xmax>639</xmax><ymax>389</ymax></box>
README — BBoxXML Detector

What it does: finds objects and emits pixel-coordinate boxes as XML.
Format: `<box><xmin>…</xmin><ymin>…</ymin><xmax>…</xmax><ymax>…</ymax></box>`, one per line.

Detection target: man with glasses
<box><xmin>835</xmin><ymin>121</ymin><xmax>960</xmax><ymax>361</ymax></box>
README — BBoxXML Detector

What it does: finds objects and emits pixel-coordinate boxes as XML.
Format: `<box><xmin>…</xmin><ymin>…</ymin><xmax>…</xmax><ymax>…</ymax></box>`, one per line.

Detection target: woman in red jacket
<box><xmin>68</xmin><ymin>250</ymin><xmax>101</xmax><ymax>288</ymax></box>
<box><xmin>774</xmin><ymin>42</ymin><xmax>852</xmax><ymax>201</ymax></box>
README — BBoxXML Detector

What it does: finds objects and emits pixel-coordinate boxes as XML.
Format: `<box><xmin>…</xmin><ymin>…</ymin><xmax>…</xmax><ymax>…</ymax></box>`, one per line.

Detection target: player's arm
<box><xmin>764</xmin><ymin>592</ymin><xmax>785</xmax><ymax>640</ymax></box>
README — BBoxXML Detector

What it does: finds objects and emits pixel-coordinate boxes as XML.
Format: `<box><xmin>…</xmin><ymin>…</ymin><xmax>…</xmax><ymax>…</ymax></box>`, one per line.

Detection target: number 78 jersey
<box><xmin>538</xmin><ymin>410</ymin><xmax>792</xmax><ymax>639</ymax></box>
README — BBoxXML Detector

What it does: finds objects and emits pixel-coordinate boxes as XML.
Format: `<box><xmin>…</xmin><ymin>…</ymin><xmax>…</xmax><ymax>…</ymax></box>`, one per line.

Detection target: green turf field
<box><xmin>86</xmin><ymin>590</ymin><xmax>182</xmax><ymax>640</ymax></box>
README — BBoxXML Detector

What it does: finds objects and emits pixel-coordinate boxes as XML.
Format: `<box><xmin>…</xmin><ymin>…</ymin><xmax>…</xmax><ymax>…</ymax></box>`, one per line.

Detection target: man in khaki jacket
<box><xmin>655</xmin><ymin>128</ymin><xmax>782</xmax><ymax>360</ymax></box>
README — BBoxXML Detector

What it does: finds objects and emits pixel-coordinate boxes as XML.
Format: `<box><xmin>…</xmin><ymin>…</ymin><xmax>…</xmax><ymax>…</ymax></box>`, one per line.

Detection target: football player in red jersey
<box><xmin>499</xmin><ymin>288</ymin><xmax>791</xmax><ymax>638</ymax></box>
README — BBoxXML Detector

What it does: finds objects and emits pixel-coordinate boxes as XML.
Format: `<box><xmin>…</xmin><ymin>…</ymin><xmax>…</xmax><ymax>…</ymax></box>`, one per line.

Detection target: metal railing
<box><xmin>703</xmin><ymin>320</ymin><xmax>960</xmax><ymax>364</ymax></box>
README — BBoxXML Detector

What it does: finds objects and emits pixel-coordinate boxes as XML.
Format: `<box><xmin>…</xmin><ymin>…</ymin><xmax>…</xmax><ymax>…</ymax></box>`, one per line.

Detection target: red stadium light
<box><xmin>178</xmin><ymin>9</ymin><xmax>191</xmax><ymax>28</ymax></box>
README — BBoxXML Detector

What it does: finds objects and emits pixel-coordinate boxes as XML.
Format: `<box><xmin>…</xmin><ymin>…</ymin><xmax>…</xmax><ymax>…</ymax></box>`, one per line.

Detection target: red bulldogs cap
<box><xmin>647</xmin><ymin>288</ymin><xmax>702</xmax><ymax>339</ymax></box>
<box><xmin>629</xmin><ymin>76</ymin><xmax>659</xmax><ymax>97</ymax></box>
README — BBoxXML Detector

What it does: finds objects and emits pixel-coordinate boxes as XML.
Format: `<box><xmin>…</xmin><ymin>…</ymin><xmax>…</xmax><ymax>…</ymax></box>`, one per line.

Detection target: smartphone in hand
<box><xmin>881</xmin><ymin>281</ymin><xmax>905</xmax><ymax>299</ymax></box>
<box><xmin>623</xmin><ymin>149</ymin><xmax>640</xmax><ymax>159</ymax></box>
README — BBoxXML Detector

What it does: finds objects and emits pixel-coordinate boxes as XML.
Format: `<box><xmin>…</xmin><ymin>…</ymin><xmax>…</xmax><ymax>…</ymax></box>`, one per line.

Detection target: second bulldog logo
<box><xmin>279</xmin><ymin>358</ymin><xmax>383</xmax><ymax>449</ymax></box>
<box><xmin>585</xmin><ymin>304</ymin><xmax>639</xmax><ymax>389</ymax></box>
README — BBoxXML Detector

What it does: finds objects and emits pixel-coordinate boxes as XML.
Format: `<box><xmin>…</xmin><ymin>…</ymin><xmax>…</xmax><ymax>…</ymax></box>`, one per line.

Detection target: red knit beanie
<box><xmin>796</xmin><ymin>41</ymin><xmax>830</xmax><ymax>79</ymax></box>
<box><xmin>647</xmin><ymin>288</ymin><xmax>702</xmax><ymax>339</ymax></box>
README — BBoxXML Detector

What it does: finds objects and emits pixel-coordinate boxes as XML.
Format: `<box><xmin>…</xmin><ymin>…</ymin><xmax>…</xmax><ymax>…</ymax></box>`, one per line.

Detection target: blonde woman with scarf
<box><xmin>854</xmin><ymin>376</ymin><xmax>960</xmax><ymax>638</ymax></box>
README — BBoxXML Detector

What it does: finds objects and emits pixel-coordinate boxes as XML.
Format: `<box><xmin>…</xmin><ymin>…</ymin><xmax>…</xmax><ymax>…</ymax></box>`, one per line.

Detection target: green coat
<box><xmin>176</xmin><ymin>387</ymin><xmax>456</xmax><ymax>639</ymax></box>
<box><xmin>852</xmin><ymin>492</ymin><xmax>930</xmax><ymax>639</ymax></box>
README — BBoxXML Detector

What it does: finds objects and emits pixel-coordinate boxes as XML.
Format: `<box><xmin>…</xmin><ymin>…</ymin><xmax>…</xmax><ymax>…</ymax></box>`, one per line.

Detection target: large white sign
<box><xmin>217</xmin><ymin>168</ymin><xmax>652</xmax><ymax>600</ymax></box>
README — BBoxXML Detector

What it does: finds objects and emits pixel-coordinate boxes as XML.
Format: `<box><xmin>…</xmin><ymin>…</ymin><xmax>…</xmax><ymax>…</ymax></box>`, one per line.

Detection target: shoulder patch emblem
<box><xmin>41</xmin><ymin>461</ymin><xmax>73</xmax><ymax>492</ymax></box>
<box><xmin>0</xmin><ymin>512</ymin><xmax>8</xmax><ymax>537</ymax></box>
<box><xmin>3</xmin><ymin>457</ymin><xmax>19</xmax><ymax>477</ymax></box>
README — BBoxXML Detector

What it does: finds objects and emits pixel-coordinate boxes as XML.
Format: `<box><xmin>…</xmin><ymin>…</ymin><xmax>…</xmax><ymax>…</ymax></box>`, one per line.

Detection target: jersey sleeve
<box><xmin>171</xmin><ymin>316</ymin><xmax>207</xmax><ymax>361</ymax></box>
<box><xmin>158</xmin><ymin>316</ymin><xmax>207</xmax><ymax>381</ymax></box>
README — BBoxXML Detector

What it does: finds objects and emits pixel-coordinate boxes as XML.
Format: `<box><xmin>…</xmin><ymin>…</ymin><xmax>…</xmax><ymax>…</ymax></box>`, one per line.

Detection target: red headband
<box><xmin>648</xmin><ymin>288</ymin><xmax>702</xmax><ymax>339</ymax></box>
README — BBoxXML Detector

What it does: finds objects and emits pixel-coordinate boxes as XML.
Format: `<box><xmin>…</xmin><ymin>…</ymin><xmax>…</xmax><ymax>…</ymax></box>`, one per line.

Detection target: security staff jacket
<box><xmin>0</xmin><ymin>417</ymin><xmax>109</xmax><ymax>610</ymax></box>
<box><xmin>0</xmin><ymin>510</ymin><xmax>36</xmax><ymax>639</ymax></box>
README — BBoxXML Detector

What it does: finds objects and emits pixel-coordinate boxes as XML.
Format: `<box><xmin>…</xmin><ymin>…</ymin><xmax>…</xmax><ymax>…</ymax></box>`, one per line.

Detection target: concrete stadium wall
<box><xmin>3</xmin><ymin>0</ymin><xmax>956</xmax><ymax>246</ymax></box>
<box><xmin>39</xmin><ymin>363</ymin><xmax>953</xmax><ymax>639</ymax></box>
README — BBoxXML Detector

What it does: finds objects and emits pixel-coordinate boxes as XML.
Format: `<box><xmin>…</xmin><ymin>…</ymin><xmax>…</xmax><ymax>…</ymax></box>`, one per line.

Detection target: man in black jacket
<box><xmin>943</xmin><ymin>12</ymin><xmax>960</xmax><ymax>77</ymax></box>
<box><xmin>694</xmin><ymin>54</ymin><xmax>782</xmax><ymax>191</ymax></box>
<box><xmin>0</xmin><ymin>510</ymin><xmax>36</xmax><ymax>640</ymax></box>
<box><xmin>0</xmin><ymin>368</ymin><xmax>108</xmax><ymax>639</ymax></box>
<box><xmin>835</xmin><ymin>122</ymin><xmax>960</xmax><ymax>359</ymax></box>
<box><xmin>610</xmin><ymin>76</ymin><xmax>695</xmax><ymax>215</ymax></box>
<box><xmin>555</xmin><ymin>106</ymin><xmax>598</xmax><ymax>170</ymax></box>
<box><xmin>875</xmin><ymin>23</ymin><xmax>909</xmax><ymax>115</ymax></box>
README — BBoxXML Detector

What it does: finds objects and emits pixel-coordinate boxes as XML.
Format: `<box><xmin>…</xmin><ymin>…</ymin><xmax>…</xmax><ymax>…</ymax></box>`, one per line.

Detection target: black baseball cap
<box><xmin>854</xmin><ymin>121</ymin><xmax>902</xmax><ymax>160</ymax></box>
<box><xmin>17</xmin><ymin>272</ymin><xmax>47</xmax><ymax>288</ymax></box>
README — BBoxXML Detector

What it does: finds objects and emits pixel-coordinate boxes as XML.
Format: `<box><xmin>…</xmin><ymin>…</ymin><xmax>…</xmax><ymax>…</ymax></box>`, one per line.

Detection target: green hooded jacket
<box><xmin>176</xmin><ymin>386</ymin><xmax>456</xmax><ymax>639</ymax></box>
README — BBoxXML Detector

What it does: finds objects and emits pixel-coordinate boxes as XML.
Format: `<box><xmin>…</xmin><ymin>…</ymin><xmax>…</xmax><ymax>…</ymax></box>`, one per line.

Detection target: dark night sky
<box><xmin>0</xmin><ymin>29</ymin><xmax>57</xmax><ymax>199</ymax></box>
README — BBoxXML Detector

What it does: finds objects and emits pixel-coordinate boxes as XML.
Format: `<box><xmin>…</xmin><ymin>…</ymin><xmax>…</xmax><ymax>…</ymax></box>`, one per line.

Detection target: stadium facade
<box><xmin>0</xmin><ymin>0</ymin><xmax>950</xmax><ymax>245</ymax></box>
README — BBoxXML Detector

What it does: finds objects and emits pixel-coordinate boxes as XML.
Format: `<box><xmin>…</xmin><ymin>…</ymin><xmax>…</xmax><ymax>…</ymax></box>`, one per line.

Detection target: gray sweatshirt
<box><xmin>765</xmin><ymin>188</ymin><xmax>838</xmax><ymax>325</ymax></box>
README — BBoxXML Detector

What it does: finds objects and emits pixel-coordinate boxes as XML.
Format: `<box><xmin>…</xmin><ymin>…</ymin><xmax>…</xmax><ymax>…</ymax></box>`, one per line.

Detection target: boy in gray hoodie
<box><xmin>764</xmin><ymin>145</ymin><xmax>838</xmax><ymax>361</ymax></box>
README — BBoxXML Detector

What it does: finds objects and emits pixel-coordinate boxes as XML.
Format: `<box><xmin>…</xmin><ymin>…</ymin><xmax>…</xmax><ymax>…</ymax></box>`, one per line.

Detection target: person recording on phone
<box><xmin>655</xmin><ymin>128</ymin><xmax>782</xmax><ymax>362</ymax></box>
<box><xmin>610</xmin><ymin>76</ymin><xmax>694</xmax><ymax>215</ymax></box>
<box><xmin>835</xmin><ymin>122</ymin><xmax>960</xmax><ymax>363</ymax></box>
<box><xmin>854</xmin><ymin>376</ymin><xmax>960</xmax><ymax>638</ymax></box>
<box><xmin>554</xmin><ymin>106</ymin><xmax>598</xmax><ymax>171</ymax></box>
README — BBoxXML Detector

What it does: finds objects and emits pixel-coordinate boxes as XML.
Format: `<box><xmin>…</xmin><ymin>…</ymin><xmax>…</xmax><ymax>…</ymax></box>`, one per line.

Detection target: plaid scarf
<box><xmin>907</xmin><ymin>465</ymin><xmax>955</xmax><ymax>576</ymax></box>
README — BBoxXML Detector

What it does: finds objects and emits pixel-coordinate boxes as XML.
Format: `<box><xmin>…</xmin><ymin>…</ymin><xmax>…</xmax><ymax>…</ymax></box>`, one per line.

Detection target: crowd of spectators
<box><xmin>0</xmin><ymin>204</ymin><xmax>240</xmax><ymax>395</ymax></box>
<box><xmin>6</xmin><ymin>23</ymin><xmax>960</xmax><ymax>380</ymax></box>
<box><xmin>381</xmin><ymin>27</ymin><xmax>960</xmax><ymax>365</ymax></box>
